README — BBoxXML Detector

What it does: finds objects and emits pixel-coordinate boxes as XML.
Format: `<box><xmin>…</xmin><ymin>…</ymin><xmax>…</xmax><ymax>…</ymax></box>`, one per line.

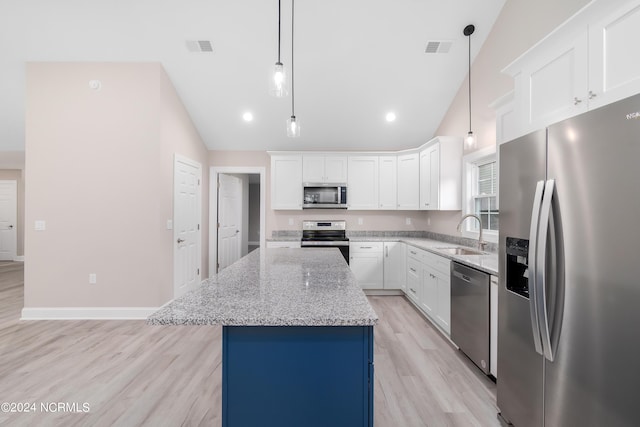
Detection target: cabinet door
<box><xmin>378</xmin><ymin>156</ymin><xmax>397</xmax><ymax>210</ymax></box>
<box><xmin>420</xmin><ymin>267</ymin><xmax>437</xmax><ymax>317</ymax></box>
<box><xmin>302</xmin><ymin>156</ymin><xmax>325</xmax><ymax>183</ymax></box>
<box><xmin>406</xmin><ymin>258</ymin><xmax>421</xmax><ymax>303</ymax></box>
<box><xmin>324</xmin><ymin>156</ymin><xmax>348</xmax><ymax>183</ymax></box>
<box><xmin>350</xmin><ymin>253</ymin><xmax>384</xmax><ymax>289</ymax></box>
<box><xmin>419</xmin><ymin>144</ymin><xmax>439</xmax><ymax>210</ymax></box>
<box><xmin>271</xmin><ymin>155</ymin><xmax>303</xmax><ymax>210</ymax></box>
<box><xmin>589</xmin><ymin>3</ymin><xmax>640</xmax><ymax>109</ymax></box>
<box><xmin>383</xmin><ymin>242</ymin><xmax>405</xmax><ymax>290</ymax></box>
<box><xmin>521</xmin><ymin>33</ymin><xmax>588</xmax><ymax>133</ymax></box>
<box><xmin>397</xmin><ymin>153</ymin><xmax>419</xmax><ymax>210</ymax></box>
<box><xmin>347</xmin><ymin>156</ymin><xmax>379</xmax><ymax>210</ymax></box>
<box><xmin>435</xmin><ymin>270</ymin><xmax>451</xmax><ymax>335</ymax></box>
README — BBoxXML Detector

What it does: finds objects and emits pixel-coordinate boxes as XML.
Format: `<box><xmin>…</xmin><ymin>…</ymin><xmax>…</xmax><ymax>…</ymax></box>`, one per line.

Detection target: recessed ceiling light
<box><xmin>385</xmin><ymin>112</ymin><xmax>396</xmax><ymax>122</ymax></box>
<box><xmin>243</xmin><ymin>112</ymin><xmax>254</xmax><ymax>122</ymax></box>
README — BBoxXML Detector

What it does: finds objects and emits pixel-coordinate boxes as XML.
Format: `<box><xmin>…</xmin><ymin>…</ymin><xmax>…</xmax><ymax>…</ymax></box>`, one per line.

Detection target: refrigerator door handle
<box><xmin>528</xmin><ymin>180</ymin><xmax>545</xmax><ymax>356</ymax></box>
<box><xmin>537</xmin><ymin>179</ymin><xmax>556</xmax><ymax>362</ymax></box>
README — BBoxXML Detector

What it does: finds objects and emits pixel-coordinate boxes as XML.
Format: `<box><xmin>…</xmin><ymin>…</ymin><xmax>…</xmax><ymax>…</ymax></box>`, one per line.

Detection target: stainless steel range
<box><xmin>301</xmin><ymin>220</ymin><xmax>349</xmax><ymax>264</ymax></box>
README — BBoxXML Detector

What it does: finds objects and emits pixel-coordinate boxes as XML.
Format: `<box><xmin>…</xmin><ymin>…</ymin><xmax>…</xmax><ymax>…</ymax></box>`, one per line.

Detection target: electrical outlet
<box><xmin>406</xmin><ymin>217</ymin><xmax>412</xmax><ymax>225</ymax></box>
<box><xmin>288</xmin><ymin>218</ymin><xmax>294</xmax><ymax>226</ymax></box>
<box><xmin>34</xmin><ymin>220</ymin><xmax>46</xmax><ymax>231</ymax></box>
<box><xmin>89</xmin><ymin>274</ymin><xmax>97</xmax><ymax>284</ymax></box>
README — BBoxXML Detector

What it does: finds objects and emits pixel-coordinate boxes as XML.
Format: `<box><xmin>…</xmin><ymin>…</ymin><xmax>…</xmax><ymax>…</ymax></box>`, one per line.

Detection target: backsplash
<box><xmin>271</xmin><ymin>230</ymin><xmax>498</xmax><ymax>253</ymax></box>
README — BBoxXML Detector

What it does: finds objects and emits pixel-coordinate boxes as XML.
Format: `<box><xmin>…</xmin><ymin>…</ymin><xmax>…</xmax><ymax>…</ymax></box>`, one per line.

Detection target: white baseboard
<box><xmin>13</xmin><ymin>255</ymin><xmax>24</xmax><ymax>262</ymax></box>
<box><xmin>21</xmin><ymin>307</ymin><xmax>161</xmax><ymax>320</ymax></box>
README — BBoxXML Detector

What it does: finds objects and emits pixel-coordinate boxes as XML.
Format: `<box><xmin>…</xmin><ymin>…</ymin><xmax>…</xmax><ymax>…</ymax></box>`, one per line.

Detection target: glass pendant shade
<box><xmin>465</xmin><ymin>131</ymin><xmax>476</xmax><ymax>149</ymax></box>
<box><xmin>270</xmin><ymin>62</ymin><xmax>288</xmax><ymax>97</ymax></box>
<box><xmin>287</xmin><ymin>115</ymin><xmax>300</xmax><ymax>137</ymax></box>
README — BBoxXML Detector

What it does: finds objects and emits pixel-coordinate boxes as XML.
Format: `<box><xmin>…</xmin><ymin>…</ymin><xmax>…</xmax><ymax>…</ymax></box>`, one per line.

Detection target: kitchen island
<box><xmin>148</xmin><ymin>248</ymin><xmax>378</xmax><ymax>427</ymax></box>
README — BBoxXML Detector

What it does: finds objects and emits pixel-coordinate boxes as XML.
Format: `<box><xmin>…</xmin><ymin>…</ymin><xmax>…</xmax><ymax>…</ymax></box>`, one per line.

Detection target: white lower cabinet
<box><xmin>406</xmin><ymin>257</ymin><xmax>421</xmax><ymax>304</ymax></box>
<box><xmin>404</xmin><ymin>245</ymin><xmax>451</xmax><ymax>336</ymax></box>
<box><xmin>349</xmin><ymin>242</ymin><xmax>384</xmax><ymax>289</ymax></box>
<box><xmin>490</xmin><ymin>275</ymin><xmax>499</xmax><ymax>377</ymax></box>
<box><xmin>383</xmin><ymin>242</ymin><xmax>405</xmax><ymax>290</ymax></box>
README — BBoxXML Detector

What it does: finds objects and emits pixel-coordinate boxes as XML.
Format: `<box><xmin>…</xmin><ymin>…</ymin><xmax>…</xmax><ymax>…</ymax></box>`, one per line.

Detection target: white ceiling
<box><xmin>0</xmin><ymin>0</ymin><xmax>505</xmax><ymax>152</ymax></box>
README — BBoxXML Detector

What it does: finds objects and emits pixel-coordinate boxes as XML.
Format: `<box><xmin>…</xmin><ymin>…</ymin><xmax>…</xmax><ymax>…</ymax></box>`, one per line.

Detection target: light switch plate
<box><xmin>288</xmin><ymin>218</ymin><xmax>294</xmax><ymax>226</ymax></box>
<box><xmin>406</xmin><ymin>217</ymin><xmax>412</xmax><ymax>225</ymax></box>
<box><xmin>358</xmin><ymin>218</ymin><xmax>363</xmax><ymax>225</ymax></box>
<box><xmin>89</xmin><ymin>274</ymin><xmax>97</xmax><ymax>284</ymax></box>
<box><xmin>34</xmin><ymin>220</ymin><xmax>46</xmax><ymax>231</ymax></box>
<box><xmin>166</xmin><ymin>219</ymin><xmax>173</xmax><ymax>230</ymax></box>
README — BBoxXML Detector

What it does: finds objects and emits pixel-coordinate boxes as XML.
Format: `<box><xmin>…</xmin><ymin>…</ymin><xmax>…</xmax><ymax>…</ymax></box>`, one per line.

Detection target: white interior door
<box><xmin>218</xmin><ymin>174</ymin><xmax>242</xmax><ymax>271</ymax></box>
<box><xmin>174</xmin><ymin>157</ymin><xmax>201</xmax><ymax>298</ymax></box>
<box><xmin>0</xmin><ymin>181</ymin><xmax>17</xmax><ymax>261</ymax></box>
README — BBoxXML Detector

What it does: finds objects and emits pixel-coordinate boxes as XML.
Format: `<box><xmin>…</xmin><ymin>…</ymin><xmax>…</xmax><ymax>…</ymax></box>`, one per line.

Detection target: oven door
<box><xmin>300</xmin><ymin>241</ymin><xmax>350</xmax><ymax>265</ymax></box>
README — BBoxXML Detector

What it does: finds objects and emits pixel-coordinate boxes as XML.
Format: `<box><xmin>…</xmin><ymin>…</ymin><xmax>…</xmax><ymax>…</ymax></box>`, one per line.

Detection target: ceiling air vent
<box><xmin>425</xmin><ymin>40</ymin><xmax>453</xmax><ymax>54</ymax></box>
<box><xmin>186</xmin><ymin>40</ymin><xmax>214</xmax><ymax>53</ymax></box>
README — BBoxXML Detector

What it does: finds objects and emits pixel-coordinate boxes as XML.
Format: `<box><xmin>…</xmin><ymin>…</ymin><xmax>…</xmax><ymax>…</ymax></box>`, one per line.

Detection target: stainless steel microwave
<box><xmin>302</xmin><ymin>184</ymin><xmax>347</xmax><ymax>209</ymax></box>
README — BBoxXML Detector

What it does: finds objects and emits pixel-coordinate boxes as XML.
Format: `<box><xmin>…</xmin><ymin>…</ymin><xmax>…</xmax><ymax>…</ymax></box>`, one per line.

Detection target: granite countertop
<box><xmin>148</xmin><ymin>249</ymin><xmax>378</xmax><ymax>327</ymax></box>
<box><xmin>349</xmin><ymin>236</ymin><xmax>498</xmax><ymax>275</ymax></box>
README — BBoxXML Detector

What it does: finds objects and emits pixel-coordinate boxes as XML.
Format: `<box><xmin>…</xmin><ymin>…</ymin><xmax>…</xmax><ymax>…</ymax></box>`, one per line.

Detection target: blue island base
<box><xmin>222</xmin><ymin>325</ymin><xmax>374</xmax><ymax>427</ymax></box>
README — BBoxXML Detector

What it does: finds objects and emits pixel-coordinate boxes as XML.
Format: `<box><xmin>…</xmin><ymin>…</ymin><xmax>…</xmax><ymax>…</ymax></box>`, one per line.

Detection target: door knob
<box><xmin>8</xmin><ymin>225</ymin><xmax>13</xmax><ymax>229</ymax></box>
<box><xmin>177</xmin><ymin>238</ymin><xmax>185</xmax><ymax>244</ymax></box>
<box><xmin>235</xmin><ymin>230</ymin><xmax>239</xmax><ymax>234</ymax></box>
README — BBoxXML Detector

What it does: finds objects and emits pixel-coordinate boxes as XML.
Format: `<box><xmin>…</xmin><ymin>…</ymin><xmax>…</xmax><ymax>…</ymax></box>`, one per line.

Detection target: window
<box><xmin>462</xmin><ymin>147</ymin><xmax>499</xmax><ymax>242</ymax></box>
<box><xmin>472</xmin><ymin>160</ymin><xmax>499</xmax><ymax>232</ymax></box>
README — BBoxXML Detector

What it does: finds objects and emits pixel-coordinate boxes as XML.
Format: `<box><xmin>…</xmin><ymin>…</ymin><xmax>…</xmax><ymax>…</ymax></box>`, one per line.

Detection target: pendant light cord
<box><xmin>277</xmin><ymin>0</ymin><xmax>281</xmax><ymax>62</ymax></box>
<box><xmin>291</xmin><ymin>0</ymin><xmax>295</xmax><ymax>117</ymax></box>
<box><xmin>468</xmin><ymin>30</ymin><xmax>471</xmax><ymax>133</ymax></box>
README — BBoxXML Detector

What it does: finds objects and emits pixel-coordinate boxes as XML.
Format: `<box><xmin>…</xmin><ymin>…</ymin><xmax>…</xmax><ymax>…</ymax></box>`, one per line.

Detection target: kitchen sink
<box><xmin>436</xmin><ymin>247</ymin><xmax>485</xmax><ymax>256</ymax></box>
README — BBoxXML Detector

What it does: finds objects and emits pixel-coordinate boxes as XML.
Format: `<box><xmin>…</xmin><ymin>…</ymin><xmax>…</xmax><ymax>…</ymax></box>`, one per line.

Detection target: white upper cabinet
<box><xmin>347</xmin><ymin>156</ymin><xmax>379</xmax><ymax>210</ymax></box>
<box><xmin>519</xmin><ymin>33</ymin><xmax>589</xmax><ymax>132</ymax></box>
<box><xmin>504</xmin><ymin>0</ymin><xmax>640</xmax><ymax>137</ymax></box>
<box><xmin>589</xmin><ymin>2</ymin><xmax>640</xmax><ymax>109</ymax></box>
<box><xmin>270</xmin><ymin>155</ymin><xmax>303</xmax><ymax>210</ymax></box>
<box><xmin>302</xmin><ymin>155</ymin><xmax>348</xmax><ymax>183</ymax></box>
<box><xmin>419</xmin><ymin>137</ymin><xmax>462</xmax><ymax>211</ymax></box>
<box><xmin>378</xmin><ymin>155</ymin><xmax>397</xmax><ymax>210</ymax></box>
<box><xmin>397</xmin><ymin>153</ymin><xmax>419</xmax><ymax>210</ymax></box>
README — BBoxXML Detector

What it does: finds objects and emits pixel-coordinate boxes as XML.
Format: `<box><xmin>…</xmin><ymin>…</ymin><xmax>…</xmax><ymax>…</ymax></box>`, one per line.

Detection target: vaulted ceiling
<box><xmin>0</xmin><ymin>0</ymin><xmax>505</xmax><ymax>151</ymax></box>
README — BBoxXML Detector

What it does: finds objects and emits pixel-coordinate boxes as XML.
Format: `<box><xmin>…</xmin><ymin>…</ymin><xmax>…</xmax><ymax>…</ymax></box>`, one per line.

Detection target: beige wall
<box><xmin>25</xmin><ymin>62</ymin><xmax>208</xmax><ymax>308</ymax></box>
<box><xmin>432</xmin><ymin>0</ymin><xmax>591</xmax><ymax>235</ymax></box>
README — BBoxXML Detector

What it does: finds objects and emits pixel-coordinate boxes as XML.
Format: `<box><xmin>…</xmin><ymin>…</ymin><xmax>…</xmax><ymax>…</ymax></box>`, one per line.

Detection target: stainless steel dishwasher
<box><xmin>451</xmin><ymin>261</ymin><xmax>490</xmax><ymax>374</ymax></box>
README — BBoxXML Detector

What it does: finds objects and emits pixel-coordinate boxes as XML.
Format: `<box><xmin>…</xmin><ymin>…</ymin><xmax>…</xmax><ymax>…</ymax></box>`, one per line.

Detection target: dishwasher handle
<box><xmin>452</xmin><ymin>266</ymin><xmax>485</xmax><ymax>286</ymax></box>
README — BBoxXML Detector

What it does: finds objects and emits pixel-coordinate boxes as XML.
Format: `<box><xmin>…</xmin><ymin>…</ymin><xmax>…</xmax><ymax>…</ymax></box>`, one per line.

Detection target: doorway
<box><xmin>0</xmin><ymin>180</ymin><xmax>17</xmax><ymax>261</ymax></box>
<box><xmin>210</xmin><ymin>167</ymin><xmax>266</xmax><ymax>275</ymax></box>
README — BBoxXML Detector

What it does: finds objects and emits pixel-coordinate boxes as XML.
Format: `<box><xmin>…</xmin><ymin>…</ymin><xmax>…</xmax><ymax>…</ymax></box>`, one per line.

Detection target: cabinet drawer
<box><xmin>350</xmin><ymin>242</ymin><xmax>383</xmax><ymax>253</ymax></box>
<box><xmin>407</xmin><ymin>246</ymin><xmax>426</xmax><ymax>262</ymax></box>
<box><xmin>424</xmin><ymin>251</ymin><xmax>450</xmax><ymax>275</ymax></box>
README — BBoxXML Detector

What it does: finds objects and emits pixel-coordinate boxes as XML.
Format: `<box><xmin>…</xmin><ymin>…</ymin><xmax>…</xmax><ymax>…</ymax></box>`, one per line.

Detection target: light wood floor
<box><xmin>0</xmin><ymin>262</ymin><xmax>499</xmax><ymax>426</ymax></box>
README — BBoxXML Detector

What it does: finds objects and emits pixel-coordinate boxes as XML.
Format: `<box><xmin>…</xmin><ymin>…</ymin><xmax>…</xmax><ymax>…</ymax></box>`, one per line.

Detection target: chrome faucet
<box><xmin>457</xmin><ymin>214</ymin><xmax>486</xmax><ymax>251</ymax></box>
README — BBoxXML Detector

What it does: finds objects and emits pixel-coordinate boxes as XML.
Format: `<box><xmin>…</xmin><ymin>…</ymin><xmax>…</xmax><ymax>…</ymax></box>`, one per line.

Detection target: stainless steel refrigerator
<box><xmin>497</xmin><ymin>93</ymin><xmax>640</xmax><ymax>427</ymax></box>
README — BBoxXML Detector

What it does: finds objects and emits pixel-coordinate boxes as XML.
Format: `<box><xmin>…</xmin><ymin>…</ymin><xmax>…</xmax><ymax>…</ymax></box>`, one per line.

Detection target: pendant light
<box><xmin>286</xmin><ymin>0</ymin><xmax>300</xmax><ymax>137</ymax></box>
<box><xmin>270</xmin><ymin>0</ymin><xmax>287</xmax><ymax>97</ymax></box>
<box><xmin>464</xmin><ymin>24</ymin><xmax>476</xmax><ymax>150</ymax></box>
